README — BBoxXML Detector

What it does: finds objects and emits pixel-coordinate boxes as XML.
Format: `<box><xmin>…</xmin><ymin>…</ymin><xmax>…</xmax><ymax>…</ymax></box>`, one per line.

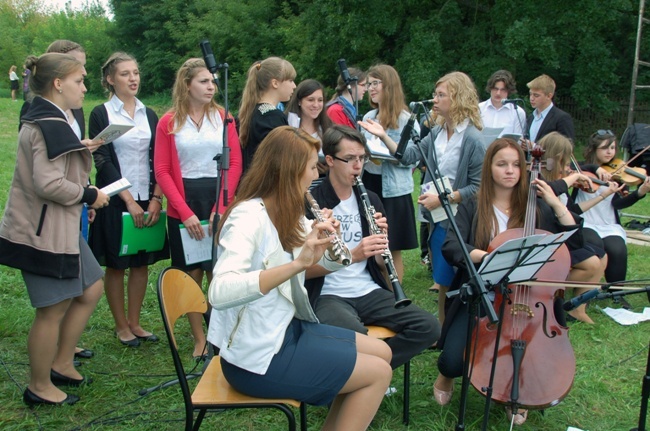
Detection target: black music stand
<box><xmin>468</xmin><ymin>230</ymin><xmax>576</xmax><ymax>430</ymax></box>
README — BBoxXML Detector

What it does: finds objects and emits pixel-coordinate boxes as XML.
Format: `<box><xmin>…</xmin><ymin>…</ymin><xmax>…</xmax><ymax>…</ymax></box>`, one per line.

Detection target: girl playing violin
<box><xmin>537</xmin><ymin>132</ymin><xmax>607</xmax><ymax>324</ymax></box>
<box><xmin>572</xmin><ymin>130</ymin><xmax>649</xmax><ymax>286</ymax></box>
<box><xmin>433</xmin><ymin>138</ymin><xmax>583</xmax><ymax>425</ymax></box>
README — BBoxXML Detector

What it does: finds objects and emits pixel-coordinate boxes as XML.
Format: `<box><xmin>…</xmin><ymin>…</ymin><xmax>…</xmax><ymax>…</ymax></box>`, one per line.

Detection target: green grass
<box><xmin>0</xmin><ymin>96</ymin><xmax>649</xmax><ymax>430</ymax></box>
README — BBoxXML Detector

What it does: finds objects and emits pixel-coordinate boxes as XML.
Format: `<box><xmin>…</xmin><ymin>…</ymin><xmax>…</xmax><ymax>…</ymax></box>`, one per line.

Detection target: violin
<box><xmin>568</xmin><ymin>155</ymin><xmax>609</xmax><ymax>193</ymax></box>
<box><xmin>601</xmin><ymin>158</ymin><xmax>647</xmax><ymax>186</ymax></box>
<box><xmin>470</xmin><ymin>145</ymin><xmax>576</xmax><ymax>410</ymax></box>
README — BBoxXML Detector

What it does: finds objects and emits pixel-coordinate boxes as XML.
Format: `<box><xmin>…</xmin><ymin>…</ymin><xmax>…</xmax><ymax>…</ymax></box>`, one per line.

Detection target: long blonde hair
<box><xmin>238</xmin><ymin>57</ymin><xmax>296</xmax><ymax>148</ymax></box>
<box><xmin>367</xmin><ymin>64</ymin><xmax>408</xmax><ymax>130</ymax></box>
<box><xmin>432</xmin><ymin>71</ymin><xmax>483</xmax><ymax>130</ymax></box>
<box><xmin>168</xmin><ymin>58</ymin><xmax>222</xmax><ymax>134</ymax></box>
<box><xmin>219</xmin><ymin>126</ymin><xmax>320</xmax><ymax>250</ymax></box>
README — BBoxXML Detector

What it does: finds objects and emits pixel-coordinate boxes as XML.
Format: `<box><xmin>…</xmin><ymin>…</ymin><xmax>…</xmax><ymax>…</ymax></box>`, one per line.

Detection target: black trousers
<box><xmin>314</xmin><ymin>288</ymin><xmax>440</xmax><ymax>369</ymax></box>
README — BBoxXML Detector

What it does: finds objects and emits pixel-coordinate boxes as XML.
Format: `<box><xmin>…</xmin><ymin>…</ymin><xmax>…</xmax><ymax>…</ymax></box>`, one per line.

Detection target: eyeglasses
<box><xmin>432</xmin><ymin>92</ymin><xmax>448</xmax><ymax>99</ymax></box>
<box><xmin>595</xmin><ymin>129</ymin><xmax>615</xmax><ymax>136</ymax></box>
<box><xmin>332</xmin><ymin>154</ymin><xmax>369</xmax><ymax>164</ymax></box>
<box><xmin>364</xmin><ymin>80</ymin><xmax>382</xmax><ymax>89</ymax></box>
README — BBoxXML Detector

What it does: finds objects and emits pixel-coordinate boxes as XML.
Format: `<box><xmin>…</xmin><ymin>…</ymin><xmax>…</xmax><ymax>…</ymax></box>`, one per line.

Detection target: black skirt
<box><xmin>168</xmin><ymin>177</ymin><xmax>217</xmax><ymax>272</ymax></box>
<box><xmin>361</xmin><ymin>171</ymin><xmax>418</xmax><ymax>251</ymax></box>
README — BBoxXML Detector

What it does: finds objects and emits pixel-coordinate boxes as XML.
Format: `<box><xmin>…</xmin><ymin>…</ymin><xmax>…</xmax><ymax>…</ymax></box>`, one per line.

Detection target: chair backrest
<box><xmin>159</xmin><ymin>267</ymin><xmax>208</xmax><ymax>349</ymax></box>
<box><xmin>158</xmin><ymin>266</ymin><xmax>208</xmax><ymax>425</ymax></box>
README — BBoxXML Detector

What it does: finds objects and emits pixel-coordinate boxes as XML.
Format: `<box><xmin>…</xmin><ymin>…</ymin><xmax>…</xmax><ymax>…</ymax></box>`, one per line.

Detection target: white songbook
<box><xmin>100</xmin><ymin>177</ymin><xmax>132</xmax><ymax>197</ymax></box>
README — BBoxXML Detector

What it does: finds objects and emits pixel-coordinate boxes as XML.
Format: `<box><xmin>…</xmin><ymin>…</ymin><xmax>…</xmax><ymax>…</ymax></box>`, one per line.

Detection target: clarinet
<box><xmin>305</xmin><ymin>191</ymin><xmax>352</xmax><ymax>266</ymax></box>
<box><xmin>354</xmin><ymin>176</ymin><xmax>411</xmax><ymax>308</ymax></box>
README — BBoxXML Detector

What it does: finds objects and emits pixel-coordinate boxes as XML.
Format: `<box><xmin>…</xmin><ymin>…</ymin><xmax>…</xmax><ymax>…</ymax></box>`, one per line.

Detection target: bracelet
<box><xmin>151</xmin><ymin>194</ymin><xmax>163</xmax><ymax>203</ymax></box>
<box><xmin>555</xmin><ymin>209</ymin><xmax>568</xmax><ymax>218</ymax></box>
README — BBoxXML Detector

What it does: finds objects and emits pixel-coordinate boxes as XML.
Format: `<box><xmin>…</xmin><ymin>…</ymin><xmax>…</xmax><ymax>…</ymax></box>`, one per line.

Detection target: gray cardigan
<box><xmin>400</xmin><ymin>123</ymin><xmax>485</xmax><ymax>203</ymax></box>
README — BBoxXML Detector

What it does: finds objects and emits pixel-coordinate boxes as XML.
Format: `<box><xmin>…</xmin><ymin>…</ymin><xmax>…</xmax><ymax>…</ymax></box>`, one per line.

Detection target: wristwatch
<box><xmin>448</xmin><ymin>192</ymin><xmax>456</xmax><ymax>203</ymax></box>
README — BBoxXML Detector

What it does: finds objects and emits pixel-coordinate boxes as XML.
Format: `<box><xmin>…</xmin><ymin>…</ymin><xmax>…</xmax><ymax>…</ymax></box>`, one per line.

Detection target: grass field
<box><xmin>0</xmin><ymin>96</ymin><xmax>648</xmax><ymax>430</ymax></box>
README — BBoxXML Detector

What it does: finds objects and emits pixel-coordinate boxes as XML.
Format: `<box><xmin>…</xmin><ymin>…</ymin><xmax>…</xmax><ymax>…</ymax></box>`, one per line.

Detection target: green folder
<box><xmin>119</xmin><ymin>211</ymin><xmax>167</xmax><ymax>256</ymax></box>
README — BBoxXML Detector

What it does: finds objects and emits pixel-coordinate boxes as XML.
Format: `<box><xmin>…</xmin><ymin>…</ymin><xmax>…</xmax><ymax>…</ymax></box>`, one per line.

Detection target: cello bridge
<box><xmin>510</xmin><ymin>303</ymin><xmax>534</xmax><ymax>317</ymax></box>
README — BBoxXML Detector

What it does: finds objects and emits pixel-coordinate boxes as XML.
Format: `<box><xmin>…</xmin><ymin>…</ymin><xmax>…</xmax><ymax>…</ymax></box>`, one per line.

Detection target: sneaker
<box><xmin>420</xmin><ymin>256</ymin><xmax>430</xmax><ymax>267</ymax></box>
<box><xmin>384</xmin><ymin>386</ymin><xmax>397</xmax><ymax>397</ymax></box>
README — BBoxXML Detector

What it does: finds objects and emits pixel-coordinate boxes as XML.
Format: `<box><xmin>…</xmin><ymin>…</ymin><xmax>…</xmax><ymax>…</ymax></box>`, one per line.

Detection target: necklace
<box><xmin>494</xmin><ymin>203</ymin><xmax>511</xmax><ymax>214</ymax></box>
<box><xmin>189</xmin><ymin>115</ymin><xmax>204</xmax><ymax>130</ymax></box>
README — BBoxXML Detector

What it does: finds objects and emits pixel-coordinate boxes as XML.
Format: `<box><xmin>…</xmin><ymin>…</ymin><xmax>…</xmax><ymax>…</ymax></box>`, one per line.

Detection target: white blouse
<box><xmin>105</xmin><ymin>95</ymin><xmax>152</xmax><ymax>200</ymax></box>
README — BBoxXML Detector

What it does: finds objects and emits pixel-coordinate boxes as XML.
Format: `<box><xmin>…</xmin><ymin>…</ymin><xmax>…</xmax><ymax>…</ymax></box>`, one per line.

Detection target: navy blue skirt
<box><xmin>221</xmin><ymin>319</ymin><xmax>356</xmax><ymax>406</ymax></box>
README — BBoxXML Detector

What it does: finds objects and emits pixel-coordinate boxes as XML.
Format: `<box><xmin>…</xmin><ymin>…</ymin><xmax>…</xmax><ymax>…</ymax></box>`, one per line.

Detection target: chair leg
<box><xmin>403</xmin><ymin>361</ymin><xmax>410</xmax><ymax>425</ymax></box>
<box><xmin>300</xmin><ymin>402</ymin><xmax>308</xmax><ymax>431</ymax></box>
<box><xmin>193</xmin><ymin>408</ymin><xmax>207</xmax><ymax>431</ymax></box>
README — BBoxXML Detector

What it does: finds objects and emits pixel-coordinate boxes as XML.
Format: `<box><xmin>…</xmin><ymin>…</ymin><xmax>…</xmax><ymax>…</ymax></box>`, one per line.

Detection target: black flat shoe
<box><xmin>74</xmin><ymin>348</ymin><xmax>94</xmax><ymax>359</ymax></box>
<box><xmin>115</xmin><ymin>331</ymin><xmax>140</xmax><ymax>347</ymax></box>
<box><xmin>50</xmin><ymin>369</ymin><xmax>93</xmax><ymax>387</ymax></box>
<box><xmin>23</xmin><ymin>388</ymin><xmax>79</xmax><ymax>407</ymax></box>
<box><xmin>73</xmin><ymin>360</ymin><xmax>82</xmax><ymax>367</ymax></box>
<box><xmin>119</xmin><ymin>337</ymin><xmax>140</xmax><ymax>347</ymax></box>
<box><xmin>135</xmin><ymin>333</ymin><xmax>159</xmax><ymax>342</ymax></box>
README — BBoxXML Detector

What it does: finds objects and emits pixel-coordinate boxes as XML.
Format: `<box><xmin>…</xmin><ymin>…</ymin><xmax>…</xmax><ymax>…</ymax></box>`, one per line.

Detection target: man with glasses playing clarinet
<box><xmin>305</xmin><ymin>125</ymin><xmax>439</xmax><ymax>372</ymax></box>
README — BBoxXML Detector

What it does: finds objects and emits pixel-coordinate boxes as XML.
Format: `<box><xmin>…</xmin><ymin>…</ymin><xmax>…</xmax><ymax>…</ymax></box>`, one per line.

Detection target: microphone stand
<box><xmin>565</xmin><ymin>284</ymin><xmax>650</xmax><ymax>431</ymax></box>
<box><xmin>210</xmin><ymin>59</ymin><xmax>230</xmax><ymax>270</ymax></box>
<box><xmin>631</xmin><ymin>336</ymin><xmax>649</xmax><ymax>431</ymax></box>
<box><xmin>407</xmin><ymin>103</ymin><xmax>498</xmax><ymax>430</ymax></box>
<box><xmin>596</xmin><ymin>285</ymin><xmax>650</xmax><ymax>431</ymax></box>
<box><xmin>340</xmin><ymin>75</ymin><xmax>360</xmax><ymax>131</ymax></box>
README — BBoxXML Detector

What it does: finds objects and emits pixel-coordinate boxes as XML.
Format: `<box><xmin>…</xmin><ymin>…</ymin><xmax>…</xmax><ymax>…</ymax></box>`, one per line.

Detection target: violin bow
<box><xmin>519</xmin><ymin>278</ymin><xmax>650</xmax><ymax>290</ymax></box>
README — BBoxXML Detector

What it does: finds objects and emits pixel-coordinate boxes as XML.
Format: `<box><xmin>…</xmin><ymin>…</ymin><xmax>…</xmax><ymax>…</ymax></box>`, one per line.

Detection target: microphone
<box><xmin>408</xmin><ymin>99</ymin><xmax>435</xmax><ymax>110</ymax></box>
<box><xmin>563</xmin><ymin>288</ymin><xmax>601</xmax><ymax>311</ymax></box>
<box><xmin>199</xmin><ymin>40</ymin><xmax>220</xmax><ymax>87</ymax></box>
<box><xmin>337</xmin><ymin>58</ymin><xmax>352</xmax><ymax>85</ymax></box>
<box><xmin>501</xmin><ymin>98</ymin><xmax>523</xmax><ymax>105</ymax></box>
<box><xmin>394</xmin><ymin>108</ymin><xmax>418</xmax><ymax>160</ymax></box>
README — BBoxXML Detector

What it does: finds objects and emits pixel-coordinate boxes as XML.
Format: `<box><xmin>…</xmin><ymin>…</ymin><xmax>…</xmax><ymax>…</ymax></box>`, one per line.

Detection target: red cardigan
<box><xmin>154</xmin><ymin>110</ymin><xmax>242</xmax><ymax>222</ymax></box>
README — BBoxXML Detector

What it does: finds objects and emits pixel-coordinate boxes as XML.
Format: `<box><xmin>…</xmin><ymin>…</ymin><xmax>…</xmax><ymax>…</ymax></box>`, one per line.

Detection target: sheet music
<box><xmin>601</xmin><ymin>307</ymin><xmax>650</xmax><ymax>325</ymax></box>
<box><xmin>482</xmin><ymin>127</ymin><xmax>504</xmax><ymax>148</ymax></box>
<box><xmin>421</xmin><ymin>177</ymin><xmax>457</xmax><ymax>222</ymax></box>
<box><xmin>366</xmin><ymin>135</ymin><xmax>397</xmax><ymax>161</ymax></box>
<box><xmin>179</xmin><ymin>221</ymin><xmax>212</xmax><ymax>265</ymax></box>
<box><xmin>100</xmin><ymin>177</ymin><xmax>132</xmax><ymax>197</ymax></box>
<box><xmin>478</xmin><ymin>230</ymin><xmax>577</xmax><ymax>285</ymax></box>
<box><xmin>94</xmin><ymin>124</ymin><xmax>134</xmax><ymax>144</ymax></box>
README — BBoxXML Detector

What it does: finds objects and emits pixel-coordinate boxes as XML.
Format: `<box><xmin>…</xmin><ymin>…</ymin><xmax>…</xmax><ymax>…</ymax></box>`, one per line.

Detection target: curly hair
<box><xmin>432</xmin><ymin>71</ymin><xmax>483</xmax><ymax>130</ymax></box>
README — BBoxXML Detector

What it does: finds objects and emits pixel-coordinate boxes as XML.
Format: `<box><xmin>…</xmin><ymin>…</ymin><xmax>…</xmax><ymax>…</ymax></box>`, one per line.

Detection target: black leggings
<box><xmin>602</xmin><ymin>235</ymin><xmax>627</xmax><ymax>282</ymax></box>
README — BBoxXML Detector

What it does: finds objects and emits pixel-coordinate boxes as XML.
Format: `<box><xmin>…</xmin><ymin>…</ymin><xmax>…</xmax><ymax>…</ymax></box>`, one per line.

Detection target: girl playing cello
<box><xmin>433</xmin><ymin>138</ymin><xmax>583</xmax><ymax>425</ymax></box>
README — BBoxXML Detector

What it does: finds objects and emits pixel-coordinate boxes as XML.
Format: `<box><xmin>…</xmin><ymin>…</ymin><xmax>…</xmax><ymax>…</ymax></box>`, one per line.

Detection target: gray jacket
<box><xmin>400</xmin><ymin>123</ymin><xmax>485</xmax><ymax>203</ymax></box>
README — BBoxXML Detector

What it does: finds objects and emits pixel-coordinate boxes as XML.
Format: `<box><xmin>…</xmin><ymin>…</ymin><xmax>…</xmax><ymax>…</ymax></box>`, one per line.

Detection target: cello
<box><xmin>469</xmin><ymin>146</ymin><xmax>576</xmax><ymax>410</ymax></box>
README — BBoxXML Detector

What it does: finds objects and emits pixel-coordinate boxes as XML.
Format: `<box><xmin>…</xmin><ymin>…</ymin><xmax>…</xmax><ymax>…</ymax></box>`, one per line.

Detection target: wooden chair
<box><xmin>157</xmin><ymin>267</ymin><xmax>307</xmax><ymax>431</ymax></box>
<box><xmin>365</xmin><ymin>325</ymin><xmax>411</xmax><ymax>425</ymax></box>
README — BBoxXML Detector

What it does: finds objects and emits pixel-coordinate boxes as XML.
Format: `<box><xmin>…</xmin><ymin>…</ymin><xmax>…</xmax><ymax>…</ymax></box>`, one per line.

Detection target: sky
<box><xmin>44</xmin><ymin>0</ymin><xmax>111</xmax><ymax>15</ymax></box>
